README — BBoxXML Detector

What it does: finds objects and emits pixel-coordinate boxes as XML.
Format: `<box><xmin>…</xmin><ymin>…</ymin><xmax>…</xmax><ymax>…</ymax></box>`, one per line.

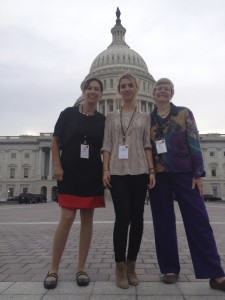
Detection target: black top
<box><xmin>53</xmin><ymin>106</ymin><xmax>105</xmax><ymax>197</ymax></box>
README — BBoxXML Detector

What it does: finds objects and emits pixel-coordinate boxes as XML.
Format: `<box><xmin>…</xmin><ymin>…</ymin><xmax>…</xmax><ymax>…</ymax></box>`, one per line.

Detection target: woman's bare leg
<box><xmin>77</xmin><ymin>209</ymin><xmax>94</xmax><ymax>272</ymax></box>
<box><xmin>46</xmin><ymin>207</ymin><xmax>76</xmax><ymax>281</ymax></box>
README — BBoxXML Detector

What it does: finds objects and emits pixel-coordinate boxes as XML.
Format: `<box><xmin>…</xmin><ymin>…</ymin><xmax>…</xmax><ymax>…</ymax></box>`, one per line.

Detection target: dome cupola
<box><xmin>90</xmin><ymin>7</ymin><xmax>149</xmax><ymax>73</ymax></box>
<box><xmin>76</xmin><ymin>8</ymin><xmax>155</xmax><ymax>116</ymax></box>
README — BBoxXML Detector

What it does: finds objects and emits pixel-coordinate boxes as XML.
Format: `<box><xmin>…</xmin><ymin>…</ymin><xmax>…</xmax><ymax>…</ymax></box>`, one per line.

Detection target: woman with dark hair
<box><xmin>44</xmin><ymin>77</ymin><xmax>105</xmax><ymax>289</ymax></box>
<box><xmin>102</xmin><ymin>73</ymin><xmax>156</xmax><ymax>289</ymax></box>
<box><xmin>149</xmin><ymin>77</ymin><xmax>225</xmax><ymax>291</ymax></box>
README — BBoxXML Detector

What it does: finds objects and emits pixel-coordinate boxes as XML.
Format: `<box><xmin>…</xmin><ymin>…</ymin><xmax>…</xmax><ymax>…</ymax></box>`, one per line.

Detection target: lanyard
<box><xmin>120</xmin><ymin>107</ymin><xmax>136</xmax><ymax>144</ymax></box>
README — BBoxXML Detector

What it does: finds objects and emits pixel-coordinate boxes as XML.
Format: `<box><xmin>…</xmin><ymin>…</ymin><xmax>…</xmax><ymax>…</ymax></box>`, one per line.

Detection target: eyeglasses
<box><xmin>155</xmin><ymin>86</ymin><xmax>171</xmax><ymax>92</ymax></box>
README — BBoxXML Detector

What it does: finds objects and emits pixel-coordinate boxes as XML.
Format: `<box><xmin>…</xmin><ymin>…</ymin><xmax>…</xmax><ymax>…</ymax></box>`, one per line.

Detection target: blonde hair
<box><xmin>117</xmin><ymin>73</ymin><xmax>139</xmax><ymax>93</ymax></box>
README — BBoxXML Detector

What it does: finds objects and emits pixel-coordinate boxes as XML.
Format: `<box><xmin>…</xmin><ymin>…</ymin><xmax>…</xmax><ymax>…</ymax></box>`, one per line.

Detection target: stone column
<box><xmin>3</xmin><ymin>150</ymin><xmax>9</xmax><ymax>181</ymax></box>
<box><xmin>105</xmin><ymin>99</ymin><xmax>108</xmax><ymax>115</ymax></box>
<box><xmin>113</xmin><ymin>98</ymin><xmax>116</xmax><ymax>111</ymax></box>
<box><xmin>17</xmin><ymin>150</ymin><xmax>22</xmax><ymax>179</ymax></box>
<box><xmin>138</xmin><ymin>100</ymin><xmax>141</xmax><ymax>111</ymax></box>
<box><xmin>218</xmin><ymin>149</ymin><xmax>224</xmax><ymax>177</ymax></box>
<box><xmin>48</xmin><ymin>148</ymin><xmax>53</xmax><ymax>180</ymax></box>
<box><xmin>38</xmin><ymin>147</ymin><xmax>42</xmax><ymax>179</ymax></box>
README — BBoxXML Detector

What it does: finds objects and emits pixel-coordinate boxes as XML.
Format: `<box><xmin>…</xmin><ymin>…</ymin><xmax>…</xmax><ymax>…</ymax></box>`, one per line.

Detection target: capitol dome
<box><xmin>90</xmin><ymin>44</ymin><xmax>149</xmax><ymax>73</ymax></box>
<box><xmin>76</xmin><ymin>8</ymin><xmax>155</xmax><ymax>115</ymax></box>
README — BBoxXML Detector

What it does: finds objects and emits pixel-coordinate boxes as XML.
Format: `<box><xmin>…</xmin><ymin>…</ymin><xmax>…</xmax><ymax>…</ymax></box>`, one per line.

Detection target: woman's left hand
<box><xmin>192</xmin><ymin>177</ymin><xmax>204</xmax><ymax>197</ymax></box>
<box><xmin>148</xmin><ymin>174</ymin><xmax>156</xmax><ymax>189</ymax></box>
<box><xmin>103</xmin><ymin>170</ymin><xmax>112</xmax><ymax>188</ymax></box>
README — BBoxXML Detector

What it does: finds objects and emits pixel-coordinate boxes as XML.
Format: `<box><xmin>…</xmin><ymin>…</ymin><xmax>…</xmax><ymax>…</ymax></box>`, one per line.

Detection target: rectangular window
<box><xmin>8</xmin><ymin>187</ymin><xmax>14</xmax><ymax>197</ymax></box>
<box><xmin>23</xmin><ymin>187</ymin><xmax>28</xmax><ymax>193</ymax></box>
<box><xmin>110</xmin><ymin>79</ymin><xmax>113</xmax><ymax>89</ymax></box>
<box><xmin>104</xmin><ymin>80</ymin><xmax>106</xmax><ymax>89</ymax></box>
<box><xmin>141</xmin><ymin>101</ymin><xmax>146</xmax><ymax>112</ymax></box>
<box><xmin>143</xmin><ymin>82</ymin><xmax>145</xmax><ymax>92</ymax></box>
<box><xmin>210</xmin><ymin>151</ymin><xmax>215</xmax><ymax>157</ymax></box>
<box><xmin>11</xmin><ymin>153</ymin><xmax>16</xmax><ymax>159</ymax></box>
<box><xmin>10</xmin><ymin>168</ymin><xmax>15</xmax><ymax>178</ymax></box>
<box><xmin>109</xmin><ymin>101</ymin><xmax>113</xmax><ymax>112</ymax></box>
<box><xmin>24</xmin><ymin>168</ymin><xmax>29</xmax><ymax>178</ymax></box>
<box><xmin>25</xmin><ymin>153</ymin><xmax>30</xmax><ymax>159</ymax></box>
<box><xmin>212</xmin><ymin>186</ymin><xmax>218</xmax><ymax>196</ymax></box>
<box><xmin>211</xmin><ymin>168</ymin><xmax>216</xmax><ymax>177</ymax></box>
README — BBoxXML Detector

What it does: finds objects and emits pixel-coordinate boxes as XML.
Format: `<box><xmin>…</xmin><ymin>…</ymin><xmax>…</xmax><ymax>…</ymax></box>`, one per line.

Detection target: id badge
<box><xmin>80</xmin><ymin>144</ymin><xmax>89</xmax><ymax>159</ymax></box>
<box><xmin>119</xmin><ymin>145</ymin><xmax>128</xmax><ymax>159</ymax></box>
<box><xmin>156</xmin><ymin>139</ymin><xmax>167</xmax><ymax>154</ymax></box>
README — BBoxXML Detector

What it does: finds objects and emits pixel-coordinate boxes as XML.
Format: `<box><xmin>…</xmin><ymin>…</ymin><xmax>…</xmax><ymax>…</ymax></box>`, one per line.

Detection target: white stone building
<box><xmin>0</xmin><ymin>133</ymin><xmax>57</xmax><ymax>201</ymax></box>
<box><xmin>201</xmin><ymin>134</ymin><xmax>225</xmax><ymax>199</ymax></box>
<box><xmin>0</xmin><ymin>133</ymin><xmax>224</xmax><ymax>201</ymax></box>
<box><xmin>0</xmin><ymin>9</ymin><xmax>224</xmax><ymax>201</ymax></box>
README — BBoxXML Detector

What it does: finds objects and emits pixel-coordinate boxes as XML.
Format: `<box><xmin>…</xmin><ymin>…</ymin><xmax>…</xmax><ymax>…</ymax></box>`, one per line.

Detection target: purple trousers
<box><xmin>149</xmin><ymin>172</ymin><xmax>225</xmax><ymax>279</ymax></box>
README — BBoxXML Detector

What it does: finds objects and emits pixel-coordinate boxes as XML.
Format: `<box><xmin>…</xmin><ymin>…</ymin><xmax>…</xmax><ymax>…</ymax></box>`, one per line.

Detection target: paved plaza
<box><xmin>0</xmin><ymin>192</ymin><xmax>225</xmax><ymax>299</ymax></box>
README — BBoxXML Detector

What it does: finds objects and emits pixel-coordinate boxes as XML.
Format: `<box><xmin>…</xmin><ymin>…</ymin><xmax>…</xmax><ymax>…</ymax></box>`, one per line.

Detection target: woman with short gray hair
<box><xmin>149</xmin><ymin>77</ymin><xmax>225</xmax><ymax>291</ymax></box>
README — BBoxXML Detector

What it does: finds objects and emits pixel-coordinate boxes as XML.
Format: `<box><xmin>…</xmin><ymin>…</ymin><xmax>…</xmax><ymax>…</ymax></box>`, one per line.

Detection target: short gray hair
<box><xmin>153</xmin><ymin>78</ymin><xmax>174</xmax><ymax>96</ymax></box>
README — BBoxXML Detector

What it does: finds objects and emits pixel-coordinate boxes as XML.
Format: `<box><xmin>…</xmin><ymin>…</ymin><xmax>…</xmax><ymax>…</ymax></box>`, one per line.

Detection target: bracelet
<box><xmin>103</xmin><ymin>169</ymin><xmax>109</xmax><ymax>172</ymax></box>
<box><xmin>149</xmin><ymin>171</ymin><xmax>155</xmax><ymax>175</ymax></box>
<box><xmin>149</xmin><ymin>168</ymin><xmax>155</xmax><ymax>170</ymax></box>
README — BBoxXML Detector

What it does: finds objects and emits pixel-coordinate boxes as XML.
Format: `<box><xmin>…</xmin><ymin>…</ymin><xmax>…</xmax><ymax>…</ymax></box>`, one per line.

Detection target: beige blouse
<box><xmin>102</xmin><ymin>109</ymin><xmax>151</xmax><ymax>175</ymax></box>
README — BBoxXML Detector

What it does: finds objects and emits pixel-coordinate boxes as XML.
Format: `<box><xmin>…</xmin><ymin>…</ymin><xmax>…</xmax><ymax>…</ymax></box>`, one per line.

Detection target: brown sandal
<box><xmin>44</xmin><ymin>271</ymin><xmax>58</xmax><ymax>289</ymax></box>
<box><xmin>76</xmin><ymin>271</ymin><xmax>90</xmax><ymax>286</ymax></box>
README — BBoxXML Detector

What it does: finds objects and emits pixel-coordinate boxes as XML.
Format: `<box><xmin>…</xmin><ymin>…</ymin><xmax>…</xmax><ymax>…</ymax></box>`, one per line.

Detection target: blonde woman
<box><xmin>102</xmin><ymin>73</ymin><xmax>156</xmax><ymax>289</ymax></box>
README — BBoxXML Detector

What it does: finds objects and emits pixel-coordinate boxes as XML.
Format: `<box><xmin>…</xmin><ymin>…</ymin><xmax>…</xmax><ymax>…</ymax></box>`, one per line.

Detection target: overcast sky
<box><xmin>0</xmin><ymin>0</ymin><xmax>225</xmax><ymax>136</ymax></box>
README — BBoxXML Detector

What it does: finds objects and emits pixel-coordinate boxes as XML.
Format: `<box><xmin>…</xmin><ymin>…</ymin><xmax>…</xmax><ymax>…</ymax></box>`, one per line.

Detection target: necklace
<box><xmin>80</xmin><ymin>104</ymin><xmax>95</xmax><ymax>116</ymax></box>
<box><xmin>157</xmin><ymin>108</ymin><xmax>170</xmax><ymax>117</ymax></box>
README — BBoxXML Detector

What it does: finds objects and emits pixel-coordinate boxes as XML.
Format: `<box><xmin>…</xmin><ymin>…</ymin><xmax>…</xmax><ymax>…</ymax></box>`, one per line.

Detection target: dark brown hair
<box><xmin>83</xmin><ymin>77</ymin><xmax>103</xmax><ymax>93</ymax></box>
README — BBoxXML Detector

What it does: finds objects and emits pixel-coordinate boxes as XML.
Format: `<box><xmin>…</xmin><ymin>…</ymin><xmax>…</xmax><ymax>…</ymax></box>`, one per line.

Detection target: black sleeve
<box><xmin>53</xmin><ymin>107</ymin><xmax>72</xmax><ymax>149</ymax></box>
<box><xmin>53</xmin><ymin>109</ymin><xmax>67</xmax><ymax>138</ymax></box>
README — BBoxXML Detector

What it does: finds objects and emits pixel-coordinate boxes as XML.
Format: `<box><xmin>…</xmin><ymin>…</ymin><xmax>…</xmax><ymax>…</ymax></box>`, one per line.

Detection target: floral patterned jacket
<box><xmin>150</xmin><ymin>103</ymin><xmax>205</xmax><ymax>177</ymax></box>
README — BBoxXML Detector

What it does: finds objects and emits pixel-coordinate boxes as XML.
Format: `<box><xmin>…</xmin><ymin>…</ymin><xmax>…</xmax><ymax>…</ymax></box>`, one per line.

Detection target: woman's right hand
<box><xmin>192</xmin><ymin>177</ymin><xmax>203</xmax><ymax>197</ymax></box>
<box><xmin>54</xmin><ymin>166</ymin><xmax>64</xmax><ymax>181</ymax></box>
<box><xmin>148</xmin><ymin>173</ymin><xmax>156</xmax><ymax>189</ymax></box>
<box><xmin>103</xmin><ymin>170</ymin><xmax>112</xmax><ymax>188</ymax></box>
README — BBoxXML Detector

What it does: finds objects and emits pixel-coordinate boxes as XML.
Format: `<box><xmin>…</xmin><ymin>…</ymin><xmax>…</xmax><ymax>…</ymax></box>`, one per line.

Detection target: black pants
<box><xmin>110</xmin><ymin>174</ymin><xmax>148</xmax><ymax>262</ymax></box>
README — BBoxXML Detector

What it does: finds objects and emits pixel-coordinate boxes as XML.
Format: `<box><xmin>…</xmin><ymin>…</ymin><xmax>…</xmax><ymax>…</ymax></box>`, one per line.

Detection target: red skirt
<box><xmin>58</xmin><ymin>194</ymin><xmax>105</xmax><ymax>209</ymax></box>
